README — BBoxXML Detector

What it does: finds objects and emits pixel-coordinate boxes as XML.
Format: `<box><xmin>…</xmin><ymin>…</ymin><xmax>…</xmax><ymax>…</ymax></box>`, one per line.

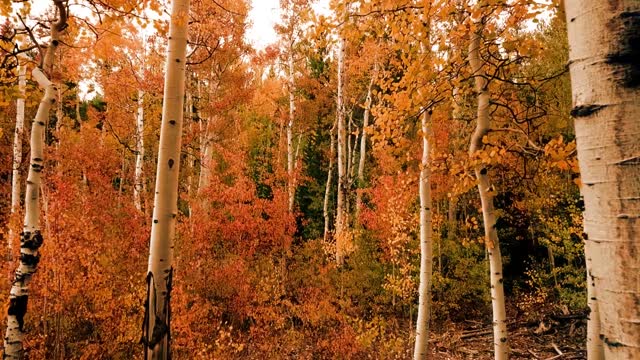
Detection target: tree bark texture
<box><xmin>134</xmin><ymin>90</ymin><xmax>145</xmax><ymax>212</ymax></box>
<box><xmin>142</xmin><ymin>0</ymin><xmax>190</xmax><ymax>358</ymax></box>
<box><xmin>566</xmin><ymin>1</ymin><xmax>640</xmax><ymax>358</ymax></box>
<box><xmin>9</xmin><ymin>64</ymin><xmax>27</xmax><ymax>254</ymax></box>
<box><xmin>468</xmin><ymin>27</ymin><xmax>509</xmax><ymax>360</ymax></box>
<box><xmin>413</xmin><ymin>110</ymin><xmax>433</xmax><ymax>360</ymax></box>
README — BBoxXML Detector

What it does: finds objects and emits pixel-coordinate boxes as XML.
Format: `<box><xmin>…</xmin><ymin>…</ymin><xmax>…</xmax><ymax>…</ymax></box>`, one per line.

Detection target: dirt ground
<box><xmin>428</xmin><ymin>313</ymin><xmax>587</xmax><ymax>359</ymax></box>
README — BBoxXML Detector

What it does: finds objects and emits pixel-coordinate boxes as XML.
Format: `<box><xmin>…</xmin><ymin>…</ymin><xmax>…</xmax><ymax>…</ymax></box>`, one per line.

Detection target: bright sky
<box><xmin>19</xmin><ymin>0</ymin><xmax>324</xmax><ymax>50</ymax></box>
<box><xmin>247</xmin><ymin>0</ymin><xmax>281</xmax><ymax>49</ymax></box>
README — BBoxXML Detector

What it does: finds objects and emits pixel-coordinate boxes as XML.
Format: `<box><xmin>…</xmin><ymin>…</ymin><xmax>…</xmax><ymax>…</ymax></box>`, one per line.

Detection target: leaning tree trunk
<box><xmin>414</xmin><ymin>109</ymin><xmax>434</xmax><ymax>360</ymax></box>
<box><xmin>566</xmin><ymin>2</ymin><xmax>640</xmax><ymax>358</ymax></box>
<box><xmin>9</xmin><ymin>64</ymin><xmax>27</xmax><ymax>254</ymax></box>
<box><xmin>335</xmin><ymin>37</ymin><xmax>347</xmax><ymax>265</ymax></box>
<box><xmin>4</xmin><ymin>2</ymin><xmax>66</xmax><ymax>356</ymax></box>
<box><xmin>141</xmin><ymin>0</ymin><xmax>190</xmax><ymax>358</ymax></box>
<box><xmin>287</xmin><ymin>49</ymin><xmax>296</xmax><ymax>212</ymax></box>
<box><xmin>468</xmin><ymin>27</ymin><xmax>509</xmax><ymax>360</ymax></box>
<box><xmin>324</xmin><ymin>122</ymin><xmax>337</xmax><ymax>243</ymax></box>
<box><xmin>134</xmin><ymin>90</ymin><xmax>145</xmax><ymax>212</ymax></box>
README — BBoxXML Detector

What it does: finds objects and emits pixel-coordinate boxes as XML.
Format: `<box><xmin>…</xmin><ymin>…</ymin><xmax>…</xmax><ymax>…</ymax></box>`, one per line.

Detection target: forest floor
<box><xmin>428</xmin><ymin>312</ymin><xmax>587</xmax><ymax>359</ymax></box>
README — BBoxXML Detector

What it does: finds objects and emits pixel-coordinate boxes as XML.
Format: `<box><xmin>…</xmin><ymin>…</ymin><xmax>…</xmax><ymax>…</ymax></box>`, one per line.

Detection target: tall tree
<box><xmin>468</xmin><ymin>21</ymin><xmax>509</xmax><ymax>360</ymax></box>
<box><xmin>566</xmin><ymin>1</ymin><xmax>640</xmax><ymax>359</ymax></box>
<box><xmin>4</xmin><ymin>1</ymin><xmax>68</xmax><ymax>358</ymax></box>
<box><xmin>141</xmin><ymin>0</ymin><xmax>190</xmax><ymax>358</ymax></box>
<box><xmin>335</xmin><ymin>37</ymin><xmax>347</xmax><ymax>265</ymax></box>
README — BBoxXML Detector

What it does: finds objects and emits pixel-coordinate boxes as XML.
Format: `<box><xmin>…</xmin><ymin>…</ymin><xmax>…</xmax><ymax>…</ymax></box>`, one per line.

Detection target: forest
<box><xmin>0</xmin><ymin>0</ymin><xmax>638</xmax><ymax>359</ymax></box>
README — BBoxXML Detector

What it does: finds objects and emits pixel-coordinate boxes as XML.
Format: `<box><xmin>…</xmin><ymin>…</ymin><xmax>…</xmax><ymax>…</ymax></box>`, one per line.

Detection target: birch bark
<box><xmin>324</xmin><ymin>123</ymin><xmax>336</xmax><ymax>243</ymax></box>
<box><xmin>9</xmin><ymin>64</ymin><xmax>27</xmax><ymax>254</ymax></box>
<box><xmin>355</xmin><ymin>72</ymin><xmax>374</xmax><ymax>220</ymax></box>
<box><xmin>4</xmin><ymin>2</ymin><xmax>66</xmax><ymax>357</ymax></box>
<box><xmin>335</xmin><ymin>38</ymin><xmax>347</xmax><ymax>265</ymax></box>
<box><xmin>134</xmin><ymin>90</ymin><xmax>145</xmax><ymax>212</ymax></box>
<box><xmin>413</xmin><ymin>110</ymin><xmax>433</xmax><ymax>360</ymax></box>
<box><xmin>566</xmin><ymin>1</ymin><xmax>640</xmax><ymax>358</ymax></box>
<box><xmin>287</xmin><ymin>49</ymin><xmax>296</xmax><ymax>212</ymax></box>
<box><xmin>142</xmin><ymin>0</ymin><xmax>190</xmax><ymax>358</ymax></box>
<box><xmin>468</xmin><ymin>26</ymin><xmax>509</xmax><ymax>360</ymax></box>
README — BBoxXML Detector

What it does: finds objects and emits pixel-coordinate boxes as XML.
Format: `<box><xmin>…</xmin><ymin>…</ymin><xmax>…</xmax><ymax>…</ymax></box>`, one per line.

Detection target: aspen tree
<box><xmin>335</xmin><ymin>37</ymin><xmax>347</xmax><ymax>265</ymax></box>
<box><xmin>9</xmin><ymin>64</ymin><xmax>27</xmax><ymax>254</ymax></box>
<box><xmin>469</xmin><ymin>24</ymin><xmax>509</xmax><ymax>360</ymax></box>
<box><xmin>141</xmin><ymin>0</ymin><xmax>190</xmax><ymax>358</ymax></box>
<box><xmin>324</xmin><ymin>122</ymin><xmax>336</xmax><ymax>243</ymax></box>
<box><xmin>4</xmin><ymin>1</ymin><xmax>67</xmax><ymax>357</ymax></box>
<box><xmin>355</xmin><ymin>70</ymin><xmax>375</xmax><ymax>220</ymax></box>
<box><xmin>414</xmin><ymin>109</ymin><xmax>433</xmax><ymax>360</ymax></box>
<box><xmin>134</xmin><ymin>90</ymin><xmax>145</xmax><ymax>212</ymax></box>
<box><xmin>566</xmin><ymin>1</ymin><xmax>640</xmax><ymax>358</ymax></box>
<box><xmin>287</xmin><ymin>48</ymin><xmax>296</xmax><ymax>212</ymax></box>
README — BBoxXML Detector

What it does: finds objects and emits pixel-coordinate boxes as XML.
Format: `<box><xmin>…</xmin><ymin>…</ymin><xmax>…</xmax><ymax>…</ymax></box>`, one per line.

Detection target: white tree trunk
<box><xmin>414</xmin><ymin>110</ymin><xmax>433</xmax><ymax>360</ymax></box>
<box><xmin>197</xmin><ymin>119</ymin><xmax>213</xmax><ymax>196</ymax></box>
<box><xmin>566</xmin><ymin>2</ymin><xmax>640</xmax><ymax>358</ymax></box>
<box><xmin>468</xmin><ymin>27</ymin><xmax>509</xmax><ymax>360</ymax></box>
<box><xmin>134</xmin><ymin>90</ymin><xmax>145</xmax><ymax>212</ymax></box>
<box><xmin>9</xmin><ymin>64</ymin><xmax>27</xmax><ymax>254</ymax></box>
<box><xmin>355</xmin><ymin>72</ymin><xmax>374</xmax><ymax>220</ymax></box>
<box><xmin>4</xmin><ymin>4</ymin><xmax>65</xmax><ymax>354</ymax></box>
<box><xmin>335</xmin><ymin>38</ymin><xmax>347</xmax><ymax>265</ymax></box>
<box><xmin>287</xmin><ymin>50</ymin><xmax>296</xmax><ymax>212</ymax></box>
<box><xmin>142</xmin><ymin>0</ymin><xmax>190</xmax><ymax>358</ymax></box>
<box><xmin>324</xmin><ymin>123</ymin><xmax>336</xmax><ymax>243</ymax></box>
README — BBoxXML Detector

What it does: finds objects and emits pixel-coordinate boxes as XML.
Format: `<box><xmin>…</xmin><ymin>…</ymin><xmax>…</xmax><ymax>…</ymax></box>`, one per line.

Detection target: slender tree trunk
<box><xmin>349</xmin><ymin>119</ymin><xmax>358</xmax><ymax>182</ymax></box>
<box><xmin>335</xmin><ymin>38</ymin><xmax>347</xmax><ymax>265</ymax></box>
<box><xmin>347</xmin><ymin>112</ymin><xmax>353</xmax><ymax>180</ymax></box>
<box><xmin>414</xmin><ymin>110</ymin><xmax>434</xmax><ymax>360</ymax></box>
<box><xmin>323</xmin><ymin>122</ymin><xmax>336</xmax><ymax>243</ymax></box>
<box><xmin>566</xmin><ymin>2</ymin><xmax>640</xmax><ymax>358</ymax></box>
<box><xmin>142</xmin><ymin>0</ymin><xmax>190</xmax><ymax>358</ymax></box>
<box><xmin>355</xmin><ymin>72</ymin><xmax>374</xmax><ymax>221</ymax></box>
<box><xmin>55</xmin><ymin>84</ymin><xmax>63</xmax><ymax>137</ymax></box>
<box><xmin>287</xmin><ymin>50</ymin><xmax>296</xmax><ymax>212</ymax></box>
<box><xmin>468</xmin><ymin>27</ymin><xmax>509</xmax><ymax>360</ymax></box>
<box><xmin>198</xmin><ymin>119</ymin><xmax>213</xmax><ymax>197</ymax></box>
<box><xmin>4</xmin><ymin>2</ymin><xmax>66</xmax><ymax>355</ymax></box>
<box><xmin>134</xmin><ymin>90</ymin><xmax>145</xmax><ymax>212</ymax></box>
<box><xmin>9</xmin><ymin>64</ymin><xmax>27</xmax><ymax>255</ymax></box>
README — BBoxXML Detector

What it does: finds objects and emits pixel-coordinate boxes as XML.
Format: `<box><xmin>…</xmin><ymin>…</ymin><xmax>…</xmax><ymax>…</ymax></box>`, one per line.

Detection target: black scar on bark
<box><xmin>8</xmin><ymin>295</ymin><xmax>29</xmax><ymax>331</ymax></box>
<box><xmin>168</xmin><ymin>159</ymin><xmax>174</xmax><ymax>169</ymax></box>
<box><xmin>570</xmin><ymin>105</ymin><xmax>606</xmax><ymax>118</ymax></box>
<box><xmin>21</xmin><ymin>253</ymin><xmax>41</xmax><ymax>267</ymax></box>
<box><xmin>606</xmin><ymin>11</ymin><xmax>640</xmax><ymax>88</ymax></box>
<box><xmin>601</xmin><ymin>335</ymin><xmax>627</xmax><ymax>348</ymax></box>
<box><xmin>21</xmin><ymin>231</ymin><xmax>44</xmax><ymax>251</ymax></box>
<box><xmin>480</xmin><ymin>168</ymin><xmax>488</xmax><ymax>175</ymax></box>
